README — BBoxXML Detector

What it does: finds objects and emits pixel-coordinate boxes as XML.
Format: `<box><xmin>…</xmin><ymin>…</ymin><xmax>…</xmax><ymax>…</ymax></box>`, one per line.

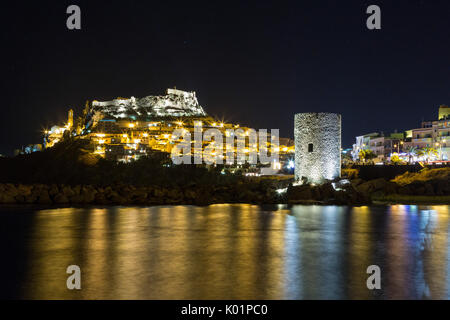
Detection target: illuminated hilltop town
<box><xmin>21</xmin><ymin>87</ymin><xmax>449</xmax><ymax>169</ymax></box>
<box><xmin>42</xmin><ymin>88</ymin><xmax>294</xmax><ymax>172</ymax></box>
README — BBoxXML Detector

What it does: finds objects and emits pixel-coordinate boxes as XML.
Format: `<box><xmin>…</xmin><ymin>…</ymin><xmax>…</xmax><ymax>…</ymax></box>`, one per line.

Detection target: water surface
<box><xmin>1</xmin><ymin>204</ymin><xmax>449</xmax><ymax>299</ymax></box>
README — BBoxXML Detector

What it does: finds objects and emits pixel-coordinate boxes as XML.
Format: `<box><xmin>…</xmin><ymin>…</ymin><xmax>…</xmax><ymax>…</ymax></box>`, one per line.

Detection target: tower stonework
<box><xmin>294</xmin><ymin>113</ymin><xmax>341</xmax><ymax>184</ymax></box>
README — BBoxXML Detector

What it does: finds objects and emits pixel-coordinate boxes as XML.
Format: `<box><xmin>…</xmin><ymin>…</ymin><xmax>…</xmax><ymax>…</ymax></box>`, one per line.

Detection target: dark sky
<box><xmin>1</xmin><ymin>0</ymin><xmax>449</xmax><ymax>155</ymax></box>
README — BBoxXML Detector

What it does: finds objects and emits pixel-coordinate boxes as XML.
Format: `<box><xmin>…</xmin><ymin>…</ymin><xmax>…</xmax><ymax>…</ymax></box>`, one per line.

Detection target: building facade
<box><xmin>351</xmin><ymin>105</ymin><xmax>450</xmax><ymax>163</ymax></box>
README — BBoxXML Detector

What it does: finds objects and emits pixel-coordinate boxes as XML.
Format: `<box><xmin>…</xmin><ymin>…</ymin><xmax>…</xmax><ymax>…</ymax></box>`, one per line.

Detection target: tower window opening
<box><xmin>308</xmin><ymin>143</ymin><xmax>313</xmax><ymax>153</ymax></box>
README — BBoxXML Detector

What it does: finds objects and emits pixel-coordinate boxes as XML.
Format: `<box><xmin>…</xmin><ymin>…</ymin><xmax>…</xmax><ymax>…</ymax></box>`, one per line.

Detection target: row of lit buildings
<box><xmin>43</xmin><ymin>89</ymin><xmax>295</xmax><ymax>172</ymax></box>
<box><xmin>352</xmin><ymin>105</ymin><xmax>450</xmax><ymax>163</ymax></box>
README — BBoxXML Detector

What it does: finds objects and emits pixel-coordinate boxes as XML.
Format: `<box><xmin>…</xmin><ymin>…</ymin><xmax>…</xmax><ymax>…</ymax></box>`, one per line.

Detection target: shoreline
<box><xmin>1</xmin><ymin>197</ymin><xmax>449</xmax><ymax>209</ymax></box>
<box><xmin>372</xmin><ymin>195</ymin><xmax>450</xmax><ymax>205</ymax></box>
<box><xmin>1</xmin><ymin>176</ymin><xmax>449</xmax><ymax>208</ymax></box>
<box><xmin>1</xmin><ymin>199</ymin><xmax>449</xmax><ymax>210</ymax></box>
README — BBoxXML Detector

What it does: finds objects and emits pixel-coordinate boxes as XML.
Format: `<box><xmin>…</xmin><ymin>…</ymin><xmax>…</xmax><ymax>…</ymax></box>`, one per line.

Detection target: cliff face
<box><xmin>91</xmin><ymin>88</ymin><xmax>207</xmax><ymax>119</ymax></box>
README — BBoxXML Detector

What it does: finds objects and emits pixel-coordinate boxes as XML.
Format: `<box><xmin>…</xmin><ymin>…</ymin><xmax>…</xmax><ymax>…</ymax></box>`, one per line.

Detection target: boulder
<box><xmin>72</xmin><ymin>185</ymin><xmax>81</xmax><ymax>195</ymax></box>
<box><xmin>153</xmin><ymin>188</ymin><xmax>166</xmax><ymax>198</ymax></box>
<box><xmin>80</xmin><ymin>188</ymin><xmax>96</xmax><ymax>203</ymax></box>
<box><xmin>110</xmin><ymin>194</ymin><xmax>127</xmax><ymax>205</ymax></box>
<box><xmin>37</xmin><ymin>190</ymin><xmax>52</xmax><ymax>204</ymax></box>
<box><xmin>0</xmin><ymin>193</ymin><xmax>17</xmax><ymax>204</ymax></box>
<box><xmin>119</xmin><ymin>185</ymin><xmax>132</xmax><ymax>197</ymax></box>
<box><xmin>184</xmin><ymin>189</ymin><xmax>197</xmax><ymax>200</ymax></box>
<box><xmin>435</xmin><ymin>180</ymin><xmax>450</xmax><ymax>196</ymax></box>
<box><xmin>94</xmin><ymin>193</ymin><xmax>109</xmax><ymax>205</ymax></box>
<box><xmin>287</xmin><ymin>185</ymin><xmax>313</xmax><ymax>201</ymax></box>
<box><xmin>106</xmin><ymin>190</ymin><xmax>120</xmax><ymax>199</ymax></box>
<box><xmin>4</xmin><ymin>184</ymin><xmax>19</xmax><ymax>197</ymax></box>
<box><xmin>127</xmin><ymin>187</ymin><xmax>148</xmax><ymax>204</ymax></box>
<box><xmin>319</xmin><ymin>183</ymin><xmax>335</xmax><ymax>199</ymax></box>
<box><xmin>333</xmin><ymin>191</ymin><xmax>349</xmax><ymax>204</ymax></box>
<box><xmin>69</xmin><ymin>194</ymin><xmax>85</xmax><ymax>204</ymax></box>
<box><xmin>104</xmin><ymin>186</ymin><xmax>113</xmax><ymax>195</ymax></box>
<box><xmin>17</xmin><ymin>184</ymin><xmax>32</xmax><ymax>197</ymax></box>
<box><xmin>61</xmin><ymin>186</ymin><xmax>75</xmax><ymax>198</ymax></box>
<box><xmin>195</xmin><ymin>192</ymin><xmax>213</xmax><ymax>206</ymax></box>
<box><xmin>385</xmin><ymin>182</ymin><xmax>399</xmax><ymax>194</ymax></box>
<box><xmin>299</xmin><ymin>176</ymin><xmax>308</xmax><ymax>185</ymax></box>
<box><xmin>355</xmin><ymin>178</ymin><xmax>387</xmax><ymax>195</ymax></box>
<box><xmin>167</xmin><ymin>188</ymin><xmax>183</xmax><ymax>201</ymax></box>
<box><xmin>48</xmin><ymin>184</ymin><xmax>59</xmax><ymax>197</ymax></box>
<box><xmin>424</xmin><ymin>183</ymin><xmax>435</xmax><ymax>196</ymax></box>
<box><xmin>351</xmin><ymin>179</ymin><xmax>364</xmax><ymax>188</ymax></box>
<box><xmin>54</xmin><ymin>193</ymin><xmax>69</xmax><ymax>204</ymax></box>
<box><xmin>398</xmin><ymin>185</ymin><xmax>412</xmax><ymax>195</ymax></box>
<box><xmin>15</xmin><ymin>195</ymin><xmax>26</xmax><ymax>203</ymax></box>
<box><xmin>311</xmin><ymin>186</ymin><xmax>322</xmax><ymax>200</ymax></box>
<box><xmin>332</xmin><ymin>179</ymin><xmax>351</xmax><ymax>190</ymax></box>
<box><xmin>25</xmin><ymin>194</ymin><xmax>38</xmax><ymax>204</ymax></box>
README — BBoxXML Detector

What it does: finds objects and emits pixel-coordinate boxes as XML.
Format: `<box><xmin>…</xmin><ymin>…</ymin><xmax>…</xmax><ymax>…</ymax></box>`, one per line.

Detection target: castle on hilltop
<box><xmin>91</xmin><ymin>88</ymin><xmax>207</xmax><ymax>120</ymax></box>
<box><xmin>42</xmin><ymin>88</ymin><xmax>294</xmax><ymax>165</ymax></box>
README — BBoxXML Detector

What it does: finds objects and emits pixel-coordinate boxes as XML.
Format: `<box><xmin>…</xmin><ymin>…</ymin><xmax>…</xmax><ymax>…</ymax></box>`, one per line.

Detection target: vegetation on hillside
<box><xmin>392</xmin><ymin>167</ymin><xmax>450</xmax><ymax>186</ymax></box>
<box><xmin>0</xmin><ymin>138</ymin><xmax>244</xmax><ymax>187</ymax></box>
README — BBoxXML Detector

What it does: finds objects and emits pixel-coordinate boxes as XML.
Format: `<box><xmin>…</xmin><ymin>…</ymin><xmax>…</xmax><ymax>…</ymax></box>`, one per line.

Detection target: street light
<box><xmin>394</xmin><ymin>144</ymin><xmax>399</xmax><ymax>153</ymax></box>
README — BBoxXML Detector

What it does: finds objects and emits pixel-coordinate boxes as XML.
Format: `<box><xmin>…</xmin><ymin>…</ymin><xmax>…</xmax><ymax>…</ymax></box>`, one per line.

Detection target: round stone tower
<box><xmin>294</xmin><ymin>113</ymin><xmax>341</xmax><ymax>184</ymax></box>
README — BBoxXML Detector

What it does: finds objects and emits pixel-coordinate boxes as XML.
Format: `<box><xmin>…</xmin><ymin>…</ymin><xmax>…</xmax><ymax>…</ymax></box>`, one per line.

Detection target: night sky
<box><xmin>1</xmin><ymin>0</ymin><xmax>449</xmax><ymax>155</ymax></box>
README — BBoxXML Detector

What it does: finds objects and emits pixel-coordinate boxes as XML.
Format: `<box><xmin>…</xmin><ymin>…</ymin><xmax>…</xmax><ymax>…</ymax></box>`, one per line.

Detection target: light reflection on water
<box><xmin>1</xmin><ymin>204</ymin><xmax>450</xmax><ymax>299</ymax></box>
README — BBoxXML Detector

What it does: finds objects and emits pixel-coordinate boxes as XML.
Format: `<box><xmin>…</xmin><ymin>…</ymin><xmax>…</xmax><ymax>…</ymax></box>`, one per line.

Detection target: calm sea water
<box><xmin>1</xmin><ymin>204</ymin><xmax>450</xmax><ymax>299</ymax></box>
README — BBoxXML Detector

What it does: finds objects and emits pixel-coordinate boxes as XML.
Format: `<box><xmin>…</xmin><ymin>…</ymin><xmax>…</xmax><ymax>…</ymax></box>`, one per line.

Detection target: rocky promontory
<box><xmin>1</xmin><ymin>168</ymin><xmax>449</xmax><ymax>206</ymax></box>
<box><xmin>287</xmin><ymin>168</ymin><xmax>450</xmax><ymax>205</ymax></box>
<box><xmin>0</xmin><ymin>180</ymin><xmax>287</xmax><ymax>206</ymax></box>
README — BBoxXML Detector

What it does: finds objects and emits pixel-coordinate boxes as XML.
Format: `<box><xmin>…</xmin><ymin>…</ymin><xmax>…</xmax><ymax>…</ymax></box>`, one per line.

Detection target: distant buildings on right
<box><xmin>351</xmin><ymin>105</ymin><xmax>450</xmax><ymax>163</ymax></box>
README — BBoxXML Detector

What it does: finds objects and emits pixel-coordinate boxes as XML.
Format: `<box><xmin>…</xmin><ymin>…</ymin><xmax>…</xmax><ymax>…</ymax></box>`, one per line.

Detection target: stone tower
<box><xmin>294</xmin><ymin>113</ymin><xmax>341</xmax><ymax>184</ymax></box>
